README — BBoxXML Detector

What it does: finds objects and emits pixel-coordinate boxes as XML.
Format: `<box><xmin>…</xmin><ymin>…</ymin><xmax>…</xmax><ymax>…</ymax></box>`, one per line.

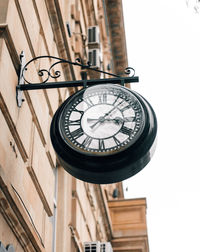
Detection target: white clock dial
<box><xmin>59</xmin><ymin>84</ymin><xmax>145</xmax><ymax>156</ymax></box>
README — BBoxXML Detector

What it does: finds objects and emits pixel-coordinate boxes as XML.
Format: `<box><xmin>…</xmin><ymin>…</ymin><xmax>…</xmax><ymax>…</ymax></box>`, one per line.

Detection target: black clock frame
<box><xmin>50</xmin><ymin>86</ymin><xmax>157</xmax><ymax>184</ymax></box>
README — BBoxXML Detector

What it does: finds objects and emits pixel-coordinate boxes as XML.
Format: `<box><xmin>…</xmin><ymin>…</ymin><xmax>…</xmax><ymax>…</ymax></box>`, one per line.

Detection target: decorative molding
<box><xmin>46</xmin><ymin>149</ymin><xmax>55</xmax><ymax>169</ymax></box>
<box><xmin>69</xmin><ymin>225</ymin><xmax>83</xmax><ymax>252</ymax></box>
<box><xmin>84</xmin><ymin>183</ymin><xmax>104</xmax><ymax>240</ymax></box>
<box><xmin>72</xmin><ymin>190</ymin><xmax>93</xmax><ymax>241</ymax></box>
<box><xmin>45</xmin><ymin>0</ymin><xmax>76</xmax><ymax>89</ymax></box>
<box><xmin>0</xmin><ymin>93</ymin><xmax>28</xmax><ymax>163</ymax></box>
<box><xmin>0</xmin><ymin>24</ymin><xmax>20</xmax><ymax>75</ymax></box>
<box><xmin>0</xmin><ymin>24</ymin><xmax>47</xmax><ymax>150</ymax></box>
<box><xmin>0</xmin><ymin>26</ymin><xmax>28</xmax><ymax>162</ymax></box>
<box><xmin>0</xmin><ymin>33</ymin><xmax>56</xmax><ymax>220</ymax></box>
<box><xmin>111</xmin><ymin>236</ymin><xmax>149</xmax><ymax>252</ymax></box>
<box><xmin>0</xmin><ymin>166</ymin><xmax>45</xmax><ymax>252</ymax></box>
<box><xmin>13</xmin><ymin>0</ymin><xmax>35</xmax><ymax>58</ymax></box>
<box><xmin>0</xmin><ymin>25</ymin><xmax>52</xmax><ymax>149</ymax></box>
<box><xmin>95</xmin><ymin>185</ymin><xmax>113</xmax><ymax>240</ymax></box>
<box><xmin>27</xmin><ymin>166</ymin><xmax>53</xmax><ymax>217</ymax></box>
<box><xmin>25</xmin><ymin>92</ymin><xmax>47</xmax><ymax>147</ymax></box>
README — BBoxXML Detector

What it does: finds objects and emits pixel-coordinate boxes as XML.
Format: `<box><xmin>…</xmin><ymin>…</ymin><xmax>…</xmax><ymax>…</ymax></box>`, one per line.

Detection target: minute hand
<box><xmin>90</xmin><ymin>100</ymin><xmax>125</xmax><ymax>129</ymax></box>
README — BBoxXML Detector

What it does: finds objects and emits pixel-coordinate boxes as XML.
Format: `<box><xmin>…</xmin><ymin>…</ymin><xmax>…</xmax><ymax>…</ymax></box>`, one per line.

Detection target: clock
<box><xmin>50</xmin><ymin>84</ymin><xmax>157</xmax><ymax>184</ymax></box>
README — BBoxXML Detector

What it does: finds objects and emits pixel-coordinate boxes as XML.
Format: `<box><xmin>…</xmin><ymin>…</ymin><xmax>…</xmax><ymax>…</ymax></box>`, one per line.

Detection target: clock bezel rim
<box><xmin>57</xmin><ymin>84</ymin><xmax>146</xmax><ymax>157</ymax></box>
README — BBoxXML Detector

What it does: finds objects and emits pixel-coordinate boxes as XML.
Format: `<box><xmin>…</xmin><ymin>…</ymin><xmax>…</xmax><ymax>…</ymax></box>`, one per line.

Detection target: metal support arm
<box><xmin>17</xmin><ymin>76</ymin><xmax>139</xmax><ymax>91</ymax></box>
<box><xmin>16</xmin><ymin>52</ymin><xmax>139</xmax><ymax>107</ymax></box>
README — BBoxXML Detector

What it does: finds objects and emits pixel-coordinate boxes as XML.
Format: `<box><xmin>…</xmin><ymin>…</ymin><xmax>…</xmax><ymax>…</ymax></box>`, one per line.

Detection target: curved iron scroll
<box><xmin>17</xmin><ymin>52</ymin><xmax>139</xmax><ymax>107</ymax></box>
<box><xmin>21</xmin><ymin>54</ymin><xmax>136</xmax><ymax>84</ymax></box>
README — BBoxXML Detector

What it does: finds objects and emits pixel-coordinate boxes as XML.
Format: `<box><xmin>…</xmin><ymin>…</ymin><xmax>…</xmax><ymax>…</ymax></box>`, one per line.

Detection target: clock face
<box><xmin>58</xmin><ymin>84</ymin><xmax>145</xmax><ymax>156</ymax></box>
<box><xmin>50</xmin><ymin>83</ymin><xmax>157</xmax><ymax>183</ymax></box>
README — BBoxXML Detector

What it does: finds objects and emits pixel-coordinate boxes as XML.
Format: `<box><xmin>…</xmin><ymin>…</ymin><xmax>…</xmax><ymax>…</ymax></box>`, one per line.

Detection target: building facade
<box><xmin>0</xmin><ymin>0</ymin><xmax>149</xmax><ymax>251</ymax></box>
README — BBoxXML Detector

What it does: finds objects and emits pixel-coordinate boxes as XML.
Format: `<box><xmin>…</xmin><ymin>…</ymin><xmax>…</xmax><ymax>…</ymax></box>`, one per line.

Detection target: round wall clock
<box><xmin>50</xmin><ymin>84</ymin><xmax>157</xmax><ymax>184</ymax></box>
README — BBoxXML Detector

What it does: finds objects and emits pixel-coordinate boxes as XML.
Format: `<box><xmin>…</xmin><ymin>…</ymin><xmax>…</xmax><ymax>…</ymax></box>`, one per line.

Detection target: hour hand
<box><xmin>89</xmin><ymin>116</ymin><xmax>105</xmax><ymax>128</ymax></box>
<box><xmin>87</xmin><ymin>117</ymin><xmax>136</xmax><ymax>126</ymax></box>
<box><xmin>87</xmin><ymin>118</ymin><xmax>113</xmax><ymax>122</ymax></box>
<box><xmin>112</xmin><ymin>116</ymin><xmax>136</xmax><ymax>124</ymax></box>
<box><xmin>87</xmin><ymin>118</ymin><xmax>100</xmax><ymax>122</ymax></box>
<box><xmin>87</xmin><ymin>117</ymin><xmax>119</xmax><ymax>124</ymax></box>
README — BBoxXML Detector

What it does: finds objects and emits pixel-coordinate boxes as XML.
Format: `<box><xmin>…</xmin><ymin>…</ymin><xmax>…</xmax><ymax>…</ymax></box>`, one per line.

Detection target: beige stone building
<box><xmin>0</xmin><ymin>0</ymin><xmax>149</xmax><ymax>251</ymax></box>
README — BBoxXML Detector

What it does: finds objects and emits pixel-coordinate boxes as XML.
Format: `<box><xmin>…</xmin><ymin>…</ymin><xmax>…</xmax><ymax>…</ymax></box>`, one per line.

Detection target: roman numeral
<box><xmin>98</xmin><ymin>93</ymin><xmax>107</xmax><ymax>104</ymax></box>
<box><xmin>120</xmin><ymin>104</ymin><xmax>132</xmax><ymax>112</ymax></box>
<box><xmin>68</xmin><ymin>119</ymin><xmax>81</xmax><ymax>126</ymax></box>
<box><xmin>113</xmin><ymin>136</ymin><xmax>121</xmax><ymax>146</ymax></box>
<box><xmin>99</xmin><ymin>139</ymin><xmax>105</xmax><ymax>151</ymax></box>
<box><xmin>120</xmin><ymin>126</ymin><xmax>132</xmax><ymax>135</ymax></box>
<box><xmin>84</xmin><ymin>97</ymin><xmax>94</xmax><ymax>107</ymax></box>
<box><xmin>123</xmin><ymin>116</ymin><xmax>136</xmax><ymax>122</ymax></box>
<box><xmin>71</xmin><ymin>127</ymin><xmax>84</xmax><ymax>139</ymax></box>
<box><xmin>112</xmin><ymin>94</ymin><xmax>120</xmax><ymax>106</ymax></box>
<box><xmin>74</xmin><ymin>108</ymin><xmax>84</xmax><ymax>115</ymax></box>
<box><xmin>82</xmin><ymin>136</ymin><xmax>93</xmax><ymax>148</ymax></box>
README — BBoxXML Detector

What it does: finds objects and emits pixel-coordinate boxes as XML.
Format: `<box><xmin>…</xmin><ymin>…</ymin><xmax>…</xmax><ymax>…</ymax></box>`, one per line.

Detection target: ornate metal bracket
<box><xmin>0</xmin><ymin>242</ymin><xmax>15</xmax><ymax>252</ymax></box>
<box><xmin>16</xmin><ymin>51</ymin><xmax>139</xmax><ymax>107</ymax></box>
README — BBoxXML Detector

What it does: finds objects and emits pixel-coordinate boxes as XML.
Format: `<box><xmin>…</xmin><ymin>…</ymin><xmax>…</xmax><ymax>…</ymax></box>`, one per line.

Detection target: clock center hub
<box><xmin>81</xmin><ymin>104</ymin><xmax>123</xmax><ymax>139</ymax></box>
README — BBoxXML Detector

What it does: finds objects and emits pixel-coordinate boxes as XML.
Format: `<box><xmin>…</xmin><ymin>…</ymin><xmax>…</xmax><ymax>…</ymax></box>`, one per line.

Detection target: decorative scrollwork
<box><xmin>22</xmin><ymin>56</ymin><xmax>71</xmax><ymax>84</ymax></box>
<box><xmin>37</xmin><ymin>68</ymin><xmax>61</xmax><ymax>83</ymax></box>
<box><xmin>20</xmin><ymin>54</ymin><xmax>136</xmax><ymax>84</ymax></box>
<box><xmin>17</xmin><ymin>52</ymin><xmax>139</xmax><ymax>107</ymax></box>
<box><xmin>22</xmin><ymin>55</ymin><xmax>103</xmax><ymax>84</ymax></box>
<box><xmin>124</xmin><ymin>67</ymin><xmax>135</xmax><ymax>77</ymax></box>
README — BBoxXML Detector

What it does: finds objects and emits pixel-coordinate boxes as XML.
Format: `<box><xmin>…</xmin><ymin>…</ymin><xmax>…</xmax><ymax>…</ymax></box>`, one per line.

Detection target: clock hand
<box><xmin>89</xmin><ymin>116</ymin><xmax>106</xmax><ymax>129</ymax></box>
<box><xmin>87</xmin><ymin>118</ymin><xmax>101</xmax><ymax>122</ymax></box>
<box><xmin>90</xmin><ymin>100</ymin><xmax>125</xmax><ymax>129</ymax></box>
<box><xmin>88</xmin><ymin>118</ymin><xmax>122</xmax><ymax>125</ymax></box>
<box><xmin>115</xmin><ymin>117</ymin><xmax>137</xmax><ymax>122</ymax></box>
<box><xmin>88</xmin><ymin>116</ymin><xmax>136</xmax><ymax>125</ymax></box>
<box><xmin>87</xmin><ymin>118</ymin><xmax>119</xmax><ymax>122</ymax></box>
<box><xmin>109</xmin><ymin>117</ymin><xmax>135</xmax><ymax>124</ymax></box>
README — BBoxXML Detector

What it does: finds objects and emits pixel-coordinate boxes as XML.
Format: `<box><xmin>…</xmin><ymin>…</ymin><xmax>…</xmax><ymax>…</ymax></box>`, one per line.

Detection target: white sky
<box><xmin>122</xmin><ymin>0</ymin><xmax>200</xmax><ymax>251</ymax></box>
